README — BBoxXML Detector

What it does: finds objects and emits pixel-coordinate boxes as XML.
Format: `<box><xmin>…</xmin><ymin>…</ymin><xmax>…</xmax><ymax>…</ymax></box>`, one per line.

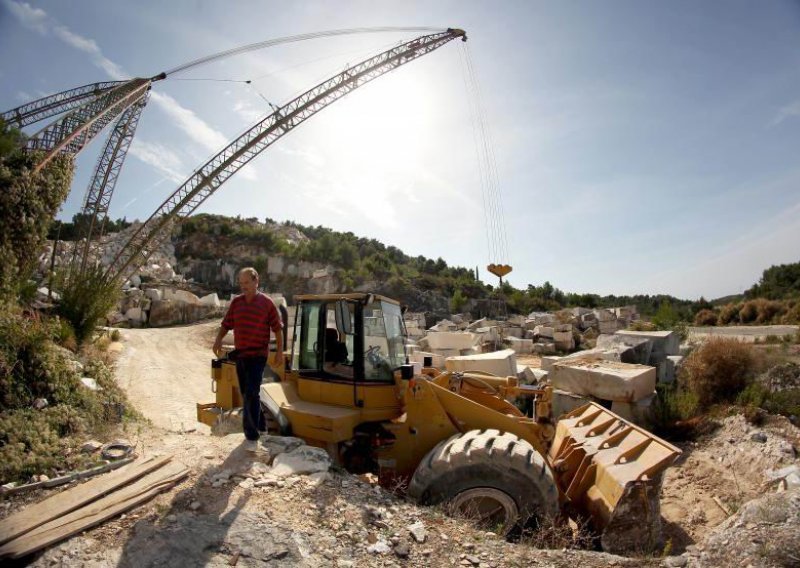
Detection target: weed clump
<box><xmin>679</xmin><ymin>337</ymin><xmax>756</xmax><ymax>409</ymax></box>
<box><xmin>0</xmin><ymin>304</ymin><xmax>137</xmax><ymax>483</ymax></box>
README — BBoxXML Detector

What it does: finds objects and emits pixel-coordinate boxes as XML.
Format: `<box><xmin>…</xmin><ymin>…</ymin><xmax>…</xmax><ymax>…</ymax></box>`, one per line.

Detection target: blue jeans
<box><xmin>235</xmin><ymin>356</ymin><xmax>266</xmax><ymax>441</ymax></box>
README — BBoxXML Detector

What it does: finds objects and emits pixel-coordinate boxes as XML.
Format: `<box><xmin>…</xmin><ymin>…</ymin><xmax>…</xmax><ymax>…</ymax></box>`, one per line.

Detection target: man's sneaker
<box><xmin>245</xmin><ymin>439</ymin><xmax>259</xmax><ymax>453</ymax></box>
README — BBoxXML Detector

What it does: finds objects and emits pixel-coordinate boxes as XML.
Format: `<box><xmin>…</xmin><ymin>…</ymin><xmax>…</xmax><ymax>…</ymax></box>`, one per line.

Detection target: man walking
<box><xmin>213</xmin><ymin>267</ymin><xmax>284</xmax><ymax>452</ymax></box>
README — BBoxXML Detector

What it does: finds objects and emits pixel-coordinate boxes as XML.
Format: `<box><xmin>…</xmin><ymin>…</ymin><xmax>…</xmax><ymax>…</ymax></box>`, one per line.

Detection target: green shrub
<box><xmin>110</xmin><ymin>329</ymin><xmax>121</xmax><ymax>342</ymax></box>
<box><xmin>0</xmin><ymin>145</ymin><xmax>74</xmax><ymax>299</ymax></box>
<box><xmin>680</xmin><ymin>337</ymin><xmax>755</xmax><ymax>408</ymax></box>
<box><xmin>56</xmin><ymin>264</ymin><xmax>120</xmax><ymax>345</ymax></box>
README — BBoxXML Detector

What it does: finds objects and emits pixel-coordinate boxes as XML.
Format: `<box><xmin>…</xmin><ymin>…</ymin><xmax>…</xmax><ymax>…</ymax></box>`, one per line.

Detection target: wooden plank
<box><xmin>0</xmin><ymin>455</ymin><xmax>172</xmax><ymax>546</ymax></box>
<box><xmin>1</xmin><ymin>458</ymin><xmax>135</xmax><ymax>497</ymax></box>
<box><xmin>0</xmin><ymin>461</ymin><xmax>189</xmax><ymax>559</ymax></box>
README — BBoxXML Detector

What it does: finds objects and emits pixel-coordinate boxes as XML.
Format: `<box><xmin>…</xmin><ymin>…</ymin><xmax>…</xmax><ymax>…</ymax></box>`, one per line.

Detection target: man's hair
<box><xmin>238</xmin><ymin>267</ymin><xmax>259</xmax><ymax>281</ymax></box>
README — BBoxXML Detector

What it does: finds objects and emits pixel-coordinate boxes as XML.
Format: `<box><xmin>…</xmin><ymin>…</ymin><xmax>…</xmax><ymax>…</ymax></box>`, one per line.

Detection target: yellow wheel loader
<box><xmin>198</xmin><ymin>293</ymin><xmax>680</xmax><ymax>553</ymax></box>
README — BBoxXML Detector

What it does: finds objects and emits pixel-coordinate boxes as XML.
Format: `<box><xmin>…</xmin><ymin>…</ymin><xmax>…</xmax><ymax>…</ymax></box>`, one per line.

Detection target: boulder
<box><xmin>162</xmin><ymin>288</ymin><xmax>200</xmax><ymax>304</ymax></box>
<box><xmin>148</xmin><ymin>299</ymin><xmax>216</xmax><ymax>327</ymax></box>
<box><xmin>199</xmin><ymin>293</ymin><xmax>220</xmax><ymax>308</ymax></box>
<box><xmin>550</xmin><ymin>359</ymin><xmax>656</xmax><ymax>402</ymax></box>
<box><xmin>270</xmin><ymin>445</ymin><xmax>331</xmax><ymax>477</ymax></box>
<box><xmin>446</xmin><ymin>349</ymin><xmax>517</xmax><ymax>376</ymax></box>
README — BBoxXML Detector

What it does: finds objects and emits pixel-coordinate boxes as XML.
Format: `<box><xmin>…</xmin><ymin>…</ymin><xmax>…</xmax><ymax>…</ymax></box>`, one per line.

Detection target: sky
<box><xmin>1</xmin><ymin>0</ymin><xmax>799</xmax><ymax>300</ymax></box>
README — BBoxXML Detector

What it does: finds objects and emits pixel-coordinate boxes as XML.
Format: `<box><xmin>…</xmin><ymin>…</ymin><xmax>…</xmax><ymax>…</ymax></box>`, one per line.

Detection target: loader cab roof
<box><xmin>293</xmin><ymin>293</ymin><xmax>401</xmax><ymax>306</ymax></box>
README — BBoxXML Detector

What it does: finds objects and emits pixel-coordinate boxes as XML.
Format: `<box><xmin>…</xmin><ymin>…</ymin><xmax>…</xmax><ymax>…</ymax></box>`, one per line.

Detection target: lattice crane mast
<box><xmin>105</xmin><ymin>28</ymin><xmax>468</xmax><ymax>283</ymax></box>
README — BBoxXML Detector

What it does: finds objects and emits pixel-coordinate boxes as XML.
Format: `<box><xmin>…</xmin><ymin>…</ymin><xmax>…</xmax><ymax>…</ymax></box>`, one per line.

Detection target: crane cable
<box><xmin>458</xmin><ymin>43</ymin><xmax>511</xmax><ymax>274</ymax></box>
<box><xmin>163</xmin><ymin>27</ymin><xmax>445</xmax><ymax>77</ymax></box>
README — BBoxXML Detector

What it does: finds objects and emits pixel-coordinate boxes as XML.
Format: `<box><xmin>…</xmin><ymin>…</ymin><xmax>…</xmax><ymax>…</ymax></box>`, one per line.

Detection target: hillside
<box><xmin>50</xmin><ymin>213</ymin><xmax>800</xmax><ymax>324</ymax></box>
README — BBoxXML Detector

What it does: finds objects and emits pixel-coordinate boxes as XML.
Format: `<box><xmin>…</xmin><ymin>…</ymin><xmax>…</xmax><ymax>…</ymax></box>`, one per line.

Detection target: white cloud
<box><xmin>149</xmin><ymin>91</ymin><xmax>228</xmax><ymax>152</ymax></box>
<box><xmin>771</xmin><ymin>100</ymin><xmax>800</xmax><ymax>126</ymax></box>
<box><xmin>232</xmin><ymin>99</ymin><xmax>266</xmax><ymax>123</ymax></box>
<box><xmin>3</xmin><ymin>0</ymin><xmax>47</xmax><ymax>33</ymax></box>
<box><xmin>128</xmin><ymin>139</ymin><xmax>185</xmax><ymax>183</ymax></box>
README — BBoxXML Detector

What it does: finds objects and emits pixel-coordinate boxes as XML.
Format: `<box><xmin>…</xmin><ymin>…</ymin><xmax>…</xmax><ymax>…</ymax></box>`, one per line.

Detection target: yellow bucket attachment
<box><xmin>549</xmin><ymin>402</ymin><xmax>681</xmax><ymax>554</ymax></box>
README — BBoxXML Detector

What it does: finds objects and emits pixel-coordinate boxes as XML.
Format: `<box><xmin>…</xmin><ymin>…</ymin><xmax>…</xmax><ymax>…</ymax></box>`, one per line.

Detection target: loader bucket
<box><xmin>548</xmin><ymin>403</ymin><xmax>681</xmax><ymax>554</ymax></box>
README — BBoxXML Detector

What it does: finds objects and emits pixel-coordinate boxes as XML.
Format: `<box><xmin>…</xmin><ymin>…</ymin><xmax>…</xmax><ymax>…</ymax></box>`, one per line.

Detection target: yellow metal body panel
<box><xmin>196</xmin><ymin>354</ymin><xmax>285</xmax><ymax>426</ymax></box>
<box><xmin>260</xmin><ymin>371</ymin><xmax>403</xmax><ymax>443</ymax></box>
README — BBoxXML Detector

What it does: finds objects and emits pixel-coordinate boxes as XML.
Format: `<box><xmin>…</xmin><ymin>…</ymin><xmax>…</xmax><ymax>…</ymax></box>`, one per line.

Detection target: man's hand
<box><xmin>213</xmin><ymin>326</ymin><xmax>227</xmax><ymax>358</ymax></box>
<box><xmin>273</xmin><ymin>349</ymin><xmax>285</xmax><ymax>367</ymax></box>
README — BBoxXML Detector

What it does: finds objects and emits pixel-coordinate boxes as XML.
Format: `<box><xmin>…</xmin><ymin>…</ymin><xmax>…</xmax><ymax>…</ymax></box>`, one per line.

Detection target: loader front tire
<box><xmin>407</xmin><ymin>429</ymin><xmax>559</xmax><ymax>535</ymax></box>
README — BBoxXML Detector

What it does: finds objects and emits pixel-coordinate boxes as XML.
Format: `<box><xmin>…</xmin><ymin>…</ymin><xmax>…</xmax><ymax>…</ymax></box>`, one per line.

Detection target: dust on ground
<box><xmin>5</xmin><ymin>323</ymin><xmax>800</xmax><ymax>567</ymax></box>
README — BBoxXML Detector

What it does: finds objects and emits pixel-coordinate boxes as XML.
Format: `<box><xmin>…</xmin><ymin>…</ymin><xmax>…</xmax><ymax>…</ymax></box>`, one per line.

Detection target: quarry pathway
<box><xmin>115</xmin><ymin>320</ymin><xmax>223</xmax><ymax>432</ymax></box>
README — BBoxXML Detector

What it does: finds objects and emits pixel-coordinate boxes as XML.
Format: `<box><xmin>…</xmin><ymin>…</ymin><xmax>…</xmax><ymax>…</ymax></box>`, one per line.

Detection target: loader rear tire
<box><xmin>407</xmin><ymin>429</ymin><xmax>559</xmax><ymax>535</ymax></box>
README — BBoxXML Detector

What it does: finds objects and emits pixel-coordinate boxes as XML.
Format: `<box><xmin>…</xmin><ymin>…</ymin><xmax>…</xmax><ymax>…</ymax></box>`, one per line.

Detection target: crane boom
<box><xmin>26</xmin><ymin>78</ymin><xmax>155</xmax><ymax>174</ymax></box>
<box><xmin>0</xmin><ymin>81</ymin><xmax>127</xmax><ymax>128</ymax></box>
<box><xmin>106</xmin><ymin>28</ymin><xmax>467</xmax><ymax>282</ymax></box>
<box><xmin>74</xmin><ymin>92</ymin><xmax>150</xmax><ymax>274</ymax></box>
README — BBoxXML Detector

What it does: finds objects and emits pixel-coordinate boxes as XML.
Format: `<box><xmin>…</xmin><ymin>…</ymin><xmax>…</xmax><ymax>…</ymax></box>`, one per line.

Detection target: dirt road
<box><xmin>115</xmin><ymin>320</ymin><xmax>223</xmax><ymax>432</ymax></box>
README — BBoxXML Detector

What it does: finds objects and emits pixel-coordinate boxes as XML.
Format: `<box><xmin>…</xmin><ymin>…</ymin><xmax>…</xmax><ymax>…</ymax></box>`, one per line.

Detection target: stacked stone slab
<box><xmin>614</xmin><ymin>330</ymin><xmax>681</xmax><ymax>383</ymax></box>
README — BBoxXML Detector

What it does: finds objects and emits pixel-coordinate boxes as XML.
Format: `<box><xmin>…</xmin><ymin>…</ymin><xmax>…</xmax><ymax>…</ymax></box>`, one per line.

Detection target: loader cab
<box><xmin>291</xmin><ymin>293</ymin><xmax>407</xmax><ymax>386</ymax></box>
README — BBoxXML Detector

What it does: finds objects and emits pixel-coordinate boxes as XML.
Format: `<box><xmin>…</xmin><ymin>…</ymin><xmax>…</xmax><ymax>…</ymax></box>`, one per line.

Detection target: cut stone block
<box><xmin>537</xmin><ymin>326</ymin><xmax>555</xmax><ymax>339</ymax></box>
<box><xmin>507</xmin><ymin>337</ymin><xmax>533</xmax><ymax>354</ymax></box>
<box><xmin>553</xmin><ymin>330</ymin><xmax>573</xmax><ymax>342</ymax></box>
<box><xmin>429</xmin><ymin>319</ymin><xmax>458</xmax><ymax>332</ymax></box>
<box><xmin>503</xmin><ymin>326</ymin><xmax>524</xmax><ymax>339</ymax></box>
<box><xmin>599</xmin><ymin>320</ymin><xmax>621</xmax><ymax>334</ymax></box>
<box><xmin>475</xmin><ymin>326</ymin><xmax>501</xmax><ymax>344</ymax></box>
<box><xmin>425</xmin><ymin>331</ymin><xmax>479</xmax><ymax>351</ymax></box>
<box><xmin>549</xmin><ymin>359</ymin><xmax>656</xmax><ymax>402</ymax></box>
<box><xmin>610</xmin><ymin>391</ymin><xmax>656</xmax><ymax>427</ymax></box>
<box><xmin>554</xmin><ymin>338</ymin><xmax>575</xmax><ymax>352</ymax></box>
<box><xmin>508</xmin><ymin>315</ymin><xmax>526</xmax><ymax>326</ymax></box>
<box><xmin>410</xmin><ymin>351</ymin><xmax>446</xmax><ymax>369</ymax></box>
<box><xmin>663</xmin><ymin>355</ymin><xmax>684</xmax><ymax>384</ymax></box>
<box><xmin>593</xmin><ymin>309</ymin><xmax>616</xmax><ymax>322</ymax></box>
<box><xmin>541</xmin><ymin>355</ymin><xmax>562</xmax><ymax>372</ymax></box>
<box><xmin>553</xmin><ymin>323</ymin><xmax>573</xmax><ymax>333</ymax></box>
<box><xmin>533</xmin><ymin>342</ymin><xmax>557</xmax><ymax>355</ymax></box>
<box><xmin>518</xmin><ymin>366</ymin><xmax>548</xmax><ymax>385</ymax></box>
<box><xmin>433</xmin><ymin>348</ymin><xmax>461</xmax><ymax>358</ymax></box>
<box><xmin>572</xmin><ymin>307</ymin><xmax>592</xmax><ymax>317</ymax></box>
<box><xmin>552</xmin><ymin>389</ymin><xmax>593</xmax><ymax>419</ymax></box>
<box><xmin>615</xmin><ymin>330</ymin><xmax>680</xmax><ymax>358</ymax></box>
<box><xmin>595</xmin><ymin>334</ymin><xmax>653</xmax><ymax>365</ymax></box>
<box><xmin>445</xmin><ymin>348</ymin><xmax>517</xmax><ymax>377</ymax></box>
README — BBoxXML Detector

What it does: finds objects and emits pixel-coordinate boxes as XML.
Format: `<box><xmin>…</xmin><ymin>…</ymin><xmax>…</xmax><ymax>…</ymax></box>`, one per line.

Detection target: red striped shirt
<box><xmin>222</xmin><ymin>292</ymin><xmax>282</xmax><ymax>357</ymax></box>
